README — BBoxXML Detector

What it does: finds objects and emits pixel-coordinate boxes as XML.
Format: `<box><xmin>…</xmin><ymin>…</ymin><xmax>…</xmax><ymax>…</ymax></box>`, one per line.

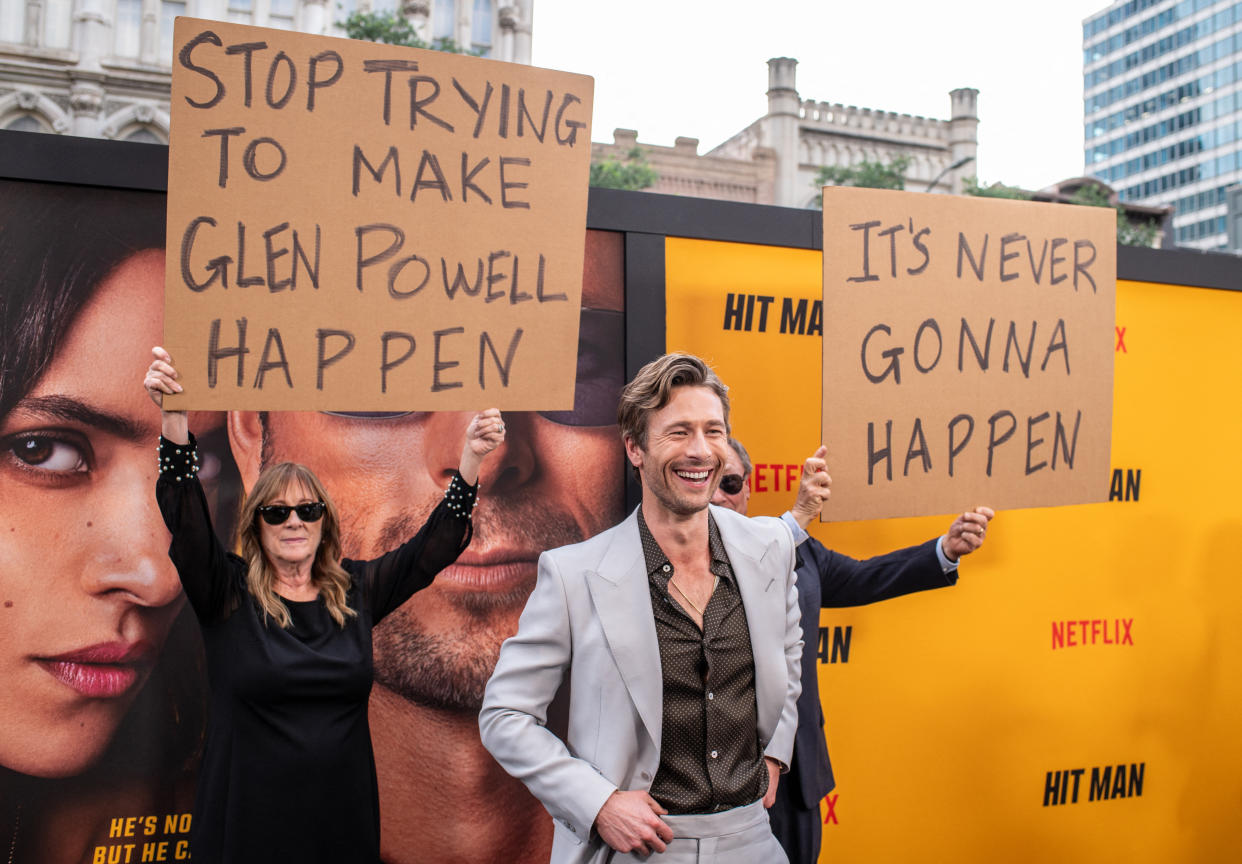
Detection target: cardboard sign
<box><xmin>821</xmin><ymin>188</ymin><xmax>1115</xmax><ymax>520</ymax></box>
<box><xmin>164</xmin><ymin>18</ymin><xmax>592</xmax><ymax>410</ymax></box>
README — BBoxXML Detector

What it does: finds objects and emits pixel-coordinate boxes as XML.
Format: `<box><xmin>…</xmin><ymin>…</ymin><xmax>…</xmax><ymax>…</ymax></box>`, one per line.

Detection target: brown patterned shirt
<box><xmin>638</xmin><ymin>507</ymin><xmax>766</xmax><ymax>813</ymax></box>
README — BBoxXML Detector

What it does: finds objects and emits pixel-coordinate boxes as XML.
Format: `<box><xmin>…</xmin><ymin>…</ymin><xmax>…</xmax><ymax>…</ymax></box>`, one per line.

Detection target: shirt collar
<box><xmin>637</xmin><ymin>505</ymin><xmax>734</xmax><ymax>586</ymax></box>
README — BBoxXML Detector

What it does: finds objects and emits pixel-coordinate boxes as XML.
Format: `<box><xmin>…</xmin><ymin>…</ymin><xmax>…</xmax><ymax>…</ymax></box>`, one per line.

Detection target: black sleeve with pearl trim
<box><xmin>348</xmin><ymin>471</ymin><xmax>477</xmax><ymax>625</ymax></box>
<box><xmin>155</xmin><ymin>433</ymin><xmax>242</xmax><ymax>623</ymax></box>
<box><xmin>157</xmin><ymin>434</ymin><xmax>200</xmax><ymax>481</ymax></box>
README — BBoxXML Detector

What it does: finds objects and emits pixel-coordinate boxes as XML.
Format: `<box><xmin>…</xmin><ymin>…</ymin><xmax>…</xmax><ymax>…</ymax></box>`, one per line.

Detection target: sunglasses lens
<box><xmin>296</xmin><ymin>502</ymin><xmax>326</xmax><ymax>522</ymax></box>
<box><xmin>538</xmin><ymin>309</ymin><xmax>624</xmax><ymax>427</ymax></box>
<box><xmin>258</xmin><ymin>505</ymin><xmax>291</xmax><ymax>525</ymax></box>
<box><xmin>719</xmin><ymin>475</ymin><xmax>745</xmax><ymax>495</ymax></box>
<box><xmin>320</xmin><ymin>411</ymin><xmax>423</xmax><ymax>420</ymax></box>
<box><xmin>258</xmin><ymin>502</ymin><xmax>325</xmax><ymax>524</ymax></box>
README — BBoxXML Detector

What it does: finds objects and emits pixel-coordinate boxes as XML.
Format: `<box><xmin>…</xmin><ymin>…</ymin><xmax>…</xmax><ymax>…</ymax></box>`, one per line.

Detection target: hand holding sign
<box><xmin>144</xmin><ymin>346</ymin><xmax>190</xmax><ymax>443</ymax></box>
<box><xmin>460</xmin><ymin>407</ymin><xmax>506</xmax><ymax>486</ymax></box>
<box><xmin>941</xmin><ymin>506</ymin><xmax>995</xmax><ymax>562</ymax></box>
<box><xmin>144</xmin><ymin>346</ymin><xmax>183</xmax><ymax>408</ymax></box>
<box><xmin>791</xmin><ymin>445</ymin><xmax>832</xmax><ymax>529</ymax></box>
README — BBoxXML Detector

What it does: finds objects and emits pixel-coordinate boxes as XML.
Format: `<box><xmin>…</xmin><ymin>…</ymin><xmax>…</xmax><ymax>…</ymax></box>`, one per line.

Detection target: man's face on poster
<box><xmin>227</xmin><ymin>233</ymin><xmax>626</xmax><ymax>713</ymax></box>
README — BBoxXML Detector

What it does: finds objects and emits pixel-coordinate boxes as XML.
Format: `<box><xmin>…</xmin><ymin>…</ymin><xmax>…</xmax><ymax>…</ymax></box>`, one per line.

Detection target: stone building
<box><xmin>590</xmin><ymin>57</ymin><xmax>979</xmax><ymax>208</ymax></box>
<box><xmin>0</xmin><ymin>0</ymin><xmax>533</xmax><ymax>140</ymax></box>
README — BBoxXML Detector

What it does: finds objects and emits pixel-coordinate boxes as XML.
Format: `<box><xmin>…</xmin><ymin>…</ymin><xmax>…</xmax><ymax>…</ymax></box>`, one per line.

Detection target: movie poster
<box><xmin>0</xmin><ymin>176</ymin><xmax>625</xmax><ymax>864</ymax></box>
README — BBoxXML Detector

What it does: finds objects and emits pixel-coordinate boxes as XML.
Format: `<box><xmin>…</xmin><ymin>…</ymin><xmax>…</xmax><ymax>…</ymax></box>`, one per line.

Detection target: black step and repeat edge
<box><xmin>6</xmin><ymin>133</ymin><xmax>1238</xmax><ymax>293</ymax></box>
<box><xmin>1</xmin><ymin>129</ymin><xmax>168</xmax><ymax>191</ymax></box>
<box><xmin>589</xmin><ymin>186</ymin><xmax>1242</xmax><ymax>293</ymax></box>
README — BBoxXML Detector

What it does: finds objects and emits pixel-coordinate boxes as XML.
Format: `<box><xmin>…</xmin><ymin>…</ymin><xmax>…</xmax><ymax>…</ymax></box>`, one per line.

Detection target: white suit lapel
<box><xmin>715</xmin><ymin>506</ymin><xmax>785</xmax><ymax>744</ymax></box>
<box><xmin>585</xmin><ymin>510</ymin><xmax>663</xmax><ymax>753</ymax></box>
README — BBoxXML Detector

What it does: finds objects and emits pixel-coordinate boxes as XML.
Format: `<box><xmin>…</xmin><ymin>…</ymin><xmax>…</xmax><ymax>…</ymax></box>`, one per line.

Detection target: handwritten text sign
<box><xmin>821</xmin><ymin>187</ymin><xmax>1115</xmax><ymax>520</ymax></box>
<box><xmin>164</xmin><ymin>18</ymin><xmax>592</xmax><ymax>410</ymax></box>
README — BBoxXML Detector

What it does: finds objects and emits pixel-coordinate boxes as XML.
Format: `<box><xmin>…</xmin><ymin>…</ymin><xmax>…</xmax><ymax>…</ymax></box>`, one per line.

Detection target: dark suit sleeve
<box><xmin>805</xmin><ymin>536</ymin><xmax>956</xmax><ymax>608</ymax></box>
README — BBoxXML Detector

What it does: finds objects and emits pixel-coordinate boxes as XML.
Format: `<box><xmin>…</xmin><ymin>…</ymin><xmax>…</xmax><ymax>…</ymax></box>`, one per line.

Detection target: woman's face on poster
<box><xmin>0</xmin><ymin>249</ymin><xmax>183</xmax><ymax>778</ymax></box>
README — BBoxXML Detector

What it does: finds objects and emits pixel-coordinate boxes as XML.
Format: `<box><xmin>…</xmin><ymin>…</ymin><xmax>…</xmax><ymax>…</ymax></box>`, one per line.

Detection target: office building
<box><xmin>1085</xmin><ymin>0</ymin><xmax>1242</xmax><ymax>249</ymax></box>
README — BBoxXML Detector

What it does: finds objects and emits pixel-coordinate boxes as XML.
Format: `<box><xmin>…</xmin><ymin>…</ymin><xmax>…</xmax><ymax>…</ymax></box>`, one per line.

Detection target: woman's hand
<box><xmin>459</xmin><ymin>409</ymin><xmax>506</xmax><ymax>486</ymax></box>
<box><xmin>144</xmin><ymin>347</ymin><xmax>189</xmax><ymax>444</ymax></box>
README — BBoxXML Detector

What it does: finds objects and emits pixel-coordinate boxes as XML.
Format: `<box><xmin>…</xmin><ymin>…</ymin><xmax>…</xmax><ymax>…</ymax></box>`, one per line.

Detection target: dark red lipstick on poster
<box><xmin>38</xmin><ymin>640</ymin><xmax>154</xmax><ymax>698</ymax></box>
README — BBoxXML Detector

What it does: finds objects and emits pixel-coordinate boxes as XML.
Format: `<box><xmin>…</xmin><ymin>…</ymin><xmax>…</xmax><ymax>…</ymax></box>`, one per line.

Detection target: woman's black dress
<box><xmin>155</xmin><ymin>436</ymin><xmax>475</xmax><ymax>864</ymax></box>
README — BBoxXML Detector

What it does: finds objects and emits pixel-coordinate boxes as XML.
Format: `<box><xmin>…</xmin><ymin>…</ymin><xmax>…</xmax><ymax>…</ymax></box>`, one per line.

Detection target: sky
<box><xmin>531</xmin><ymin>0</ymin><xmax>1111</xmax><ymax>192</ymax></box>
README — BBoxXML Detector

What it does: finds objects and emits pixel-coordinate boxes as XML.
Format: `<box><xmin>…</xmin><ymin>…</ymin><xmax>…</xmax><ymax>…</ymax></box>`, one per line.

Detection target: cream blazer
<box><xmin>479</xmin><ymin>505</ymin><xmax>802</xmax><ymax>864</ymax></box>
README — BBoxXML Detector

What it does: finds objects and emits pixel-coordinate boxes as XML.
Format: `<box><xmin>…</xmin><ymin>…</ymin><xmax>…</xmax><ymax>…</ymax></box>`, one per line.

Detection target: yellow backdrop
<box><xmin>665</xmin><ymin>236</ymin><xmax>1242</xmax><ymax>862</ymax></box>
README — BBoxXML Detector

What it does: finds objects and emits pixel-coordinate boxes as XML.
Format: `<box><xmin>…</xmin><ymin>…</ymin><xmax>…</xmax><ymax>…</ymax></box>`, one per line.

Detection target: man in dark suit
<box><xmin>711</xmin><ymin>439</ymin><xmax>993</xmax><ymax>864</ymax></box>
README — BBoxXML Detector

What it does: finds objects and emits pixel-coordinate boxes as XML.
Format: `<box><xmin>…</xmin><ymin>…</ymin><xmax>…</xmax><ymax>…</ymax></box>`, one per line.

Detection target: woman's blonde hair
<box><xmin>236</xmin><ymin>462</ymin><xmax>356</xmax><ymax>629</ymax></box>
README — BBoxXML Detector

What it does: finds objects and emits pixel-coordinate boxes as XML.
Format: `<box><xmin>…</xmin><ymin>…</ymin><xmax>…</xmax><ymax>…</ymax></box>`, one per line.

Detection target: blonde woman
<box><xmin>144</xmin><ymin>346</ymin><xmax>505</xmax><ymax>864</ymax></box>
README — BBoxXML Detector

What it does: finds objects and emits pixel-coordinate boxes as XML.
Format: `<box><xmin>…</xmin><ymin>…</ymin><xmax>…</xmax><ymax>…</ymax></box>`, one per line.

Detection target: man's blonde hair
<box><xmin>616</xmin><ymin>353</ymin><xmax>730</xmax><ymax>450</ymax></box>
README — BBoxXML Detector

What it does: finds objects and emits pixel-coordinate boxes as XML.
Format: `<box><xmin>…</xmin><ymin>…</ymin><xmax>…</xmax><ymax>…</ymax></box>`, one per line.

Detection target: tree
<box><xmin>343</xmin><ymin>10</ymin><xmax>477</xmax><ymax>53</ymax></box>
<box><xmin>1067</xmin><ymin>183</ymin><xmax>1160</xmax><ymax>248</ymax></box>
<box><xmin>812</xmin><ymin>155</ymin><xmax>909</xmax><ymax>207</ymax></box>
<box><xmin>590</xmin><ymin>146</ymin><xmax>658</xmax><ymax>191</ymax></box>
<box><xmin>965</xmin><ymin>177</ymin><xmax>1159</xmax><ymax>247</ymax></box>
<box><xmin>962</xmin><ymin>176</ymin><xmax>1030</xmax><ymax>200</ymax></box>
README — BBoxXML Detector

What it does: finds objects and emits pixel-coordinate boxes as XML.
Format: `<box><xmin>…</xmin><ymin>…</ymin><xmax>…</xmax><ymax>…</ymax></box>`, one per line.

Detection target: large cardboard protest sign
<box><xmin>821</xmin><ymin>188</ymin><xmax>1115</xmax><ymax>520</ymax></box>
<box><xmin>164</xmin><ymin>18</ymin><xmax>592</xmax><ymax>410</ymax></box>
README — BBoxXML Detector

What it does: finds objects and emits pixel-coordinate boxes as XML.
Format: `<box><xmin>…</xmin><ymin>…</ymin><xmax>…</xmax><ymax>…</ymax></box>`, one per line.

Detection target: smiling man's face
<box><xmin>625</xmin><ymin>385</ymin><xmax>731</xmax><ymax>520</ymax></box>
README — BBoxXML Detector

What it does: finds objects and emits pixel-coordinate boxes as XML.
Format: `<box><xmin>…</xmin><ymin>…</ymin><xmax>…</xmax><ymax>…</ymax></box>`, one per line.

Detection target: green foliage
<box><xmin>1068</xmin><ymin>183</ymin><xmax>1159</xmax><ymax>248</ymax></box>
<box><xmin>343</xmin><ymin>10</ymin><xmax>479</xmax><ymax>53</ymax></box>
<box><xmin>1115</xmin><ymin>215</ymin><xmax>1159</xmax><ymax>247</ymax></box>
<box><xmin>962</xmin><ymin>176</ymin><xmax>1030</xmax><ymax>200</ymax></box>
<box><xmin>962</xmin><ymin>177</ymin><xmax>1159</xmax><ymax>247</ymax></box>
<box><xmin>590</xmin><ymin>146</ymin><xmax>659</xmax><ymax>191</ymax></box>
<box><xmin>1068</xmin><ymin>183</ymin><xmax>1112</xmax><ymax>209</ymax></box>
<box><xmin>812</xmin><ymin>155</ymin><xmax>909</xmax><ymax>207</ymax></box>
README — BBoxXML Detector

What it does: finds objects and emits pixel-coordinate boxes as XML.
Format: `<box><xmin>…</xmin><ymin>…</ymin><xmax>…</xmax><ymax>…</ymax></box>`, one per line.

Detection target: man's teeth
<box><xmin>676</xmin><ymin>470</ymin><xmax>709</xmax><ymax>480</ymax></box>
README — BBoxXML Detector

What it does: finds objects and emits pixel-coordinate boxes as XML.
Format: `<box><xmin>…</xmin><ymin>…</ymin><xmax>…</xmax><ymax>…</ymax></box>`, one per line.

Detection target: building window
<box><xmin>43</xmin><ymin>0</ymin><xmax>71</xmax><ymax>47</ymax></box>
<box><xmin>4</xmin><ymin>115</ymin><xmax>47</xmax><ymax>132</ymax></box>
<box><xmin>114</xmin><ymin>0</ymin><xmax>142</xmax><ymax>57</ymax></box>
<box><xmin>268</xmin><ymin>0</ymin><xmax>294</xmax><ymax>29</ymax></box>
<box><xmin>471</xmin><ymin>0</ymin><xmax>491</xmax><ymax>55</ymax></box>
<box><xmin>333</xmin><ymin>0</ymin><xmax>357</xmax><ymax>33</ymax></box>
<box><xmin>124</xmin><ymin>127</ymin><xmax>163</xmax><ymax>143</ymax></box>
<box><xmin>432</xmin><ymin>0</ymin><xmax>454</xmax><ymax>41</ymax></box>
<box><xmin>0</xmin><ymin>0</ymin><xmax>24</xmax><ymax>44</ymax></box>
<box><xmin>160</xmin><ymin>0</ymin><xmax>185</xmax><ymax>62</ymax></box>
<box><xmin>228</xmin><ymin>0</ymin><xmax>253</xmax><ymax>25</ymax></box>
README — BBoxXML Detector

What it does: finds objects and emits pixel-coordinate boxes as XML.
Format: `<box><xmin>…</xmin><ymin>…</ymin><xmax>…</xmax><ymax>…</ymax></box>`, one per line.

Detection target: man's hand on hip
<box><xmin>595</xmin><ymin>789</ymin><xmax>674</xmax><ymax>855</ymax></box>
<box><xmin>763</xmin><ymin>756</ymin><xmax>781</xmax><ymax>808</ymax></box>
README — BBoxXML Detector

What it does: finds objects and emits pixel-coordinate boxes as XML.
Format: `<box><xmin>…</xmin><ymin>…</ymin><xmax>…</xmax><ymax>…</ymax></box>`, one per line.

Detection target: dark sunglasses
<box><xmin>321</xmin><ymin>309</ymin><xmax>624</xmax><ymax>427</ymax></box>
<box><xmin>718</xmin><ymin>474</ymin><xmax>747</xmax><ymax>495</ymax></box>
<box><xmin>256</xmin><ymin>502</ymin><xmax>326</xmax><ymax>525</ymax></box>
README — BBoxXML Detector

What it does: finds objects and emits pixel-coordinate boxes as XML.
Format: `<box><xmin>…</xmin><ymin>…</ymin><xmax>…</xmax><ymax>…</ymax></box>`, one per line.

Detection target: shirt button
<box><xmin>662</xmin><ymin>564</ymin><xmax>671</xmax><ymax>572</ymax></box>
<box><xmin>707</xmin><ymin>692</ymin><xmax>715</xmax><ymax>700</ymax></box>
<box><xmin>710</xmin><ymin>750</ymin><xmax>718</xmax><ymax>759</ymax></box>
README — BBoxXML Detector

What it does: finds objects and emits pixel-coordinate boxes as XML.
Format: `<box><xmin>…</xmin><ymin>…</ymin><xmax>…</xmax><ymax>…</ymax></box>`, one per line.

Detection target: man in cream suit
<box><xmin>480</xmin><ymin>353</ymin><xmax>801</xmax><ymax>864</ymax></box>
